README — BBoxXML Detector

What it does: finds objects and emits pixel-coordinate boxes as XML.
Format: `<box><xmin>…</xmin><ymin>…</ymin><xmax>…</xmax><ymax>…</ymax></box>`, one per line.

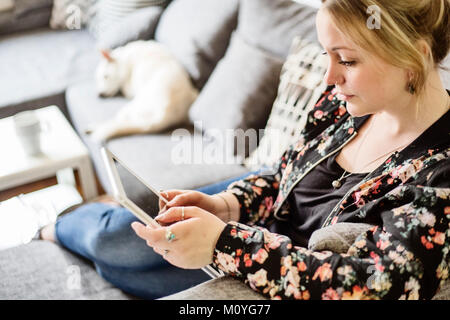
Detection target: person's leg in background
<box><xmin>52</xmin><ymin>169</ymin><xmax>261</xmax><ymax>299</ymax></box>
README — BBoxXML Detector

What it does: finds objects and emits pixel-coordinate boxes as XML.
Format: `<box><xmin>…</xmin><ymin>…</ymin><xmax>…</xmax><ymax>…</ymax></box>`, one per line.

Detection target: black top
<box><xmin>269</xmin><ymin>152</ymin><xmax>369</xmax><ymax>247</ymax></box>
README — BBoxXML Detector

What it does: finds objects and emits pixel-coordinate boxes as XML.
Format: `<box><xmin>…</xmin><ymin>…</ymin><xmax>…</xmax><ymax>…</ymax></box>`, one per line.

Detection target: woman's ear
<box><xmin>415</xmin><ymin>39</ymin><xmax>433</xmax><ymax>62</ymax></box>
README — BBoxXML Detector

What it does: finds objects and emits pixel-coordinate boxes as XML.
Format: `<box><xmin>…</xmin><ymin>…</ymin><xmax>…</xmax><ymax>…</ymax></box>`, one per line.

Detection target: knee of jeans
<box><xmin>87</xmin><ymin>216</ymin><xmax>165</xmax><ymax>270</ymax></box>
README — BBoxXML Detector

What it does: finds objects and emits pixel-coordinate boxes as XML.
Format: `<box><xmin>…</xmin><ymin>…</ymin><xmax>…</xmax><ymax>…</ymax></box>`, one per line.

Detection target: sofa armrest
<box><xmin>0</xmin><ymin>0</ymin><xmax>53</xmax><ymax>36</ymax></box>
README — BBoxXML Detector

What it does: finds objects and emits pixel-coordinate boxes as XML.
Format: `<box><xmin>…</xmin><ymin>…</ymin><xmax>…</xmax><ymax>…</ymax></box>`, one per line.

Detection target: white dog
<box><xmin>85</xmin><ymin>40</ymin><xmax>198</xmax><ymax>142</ymax></box>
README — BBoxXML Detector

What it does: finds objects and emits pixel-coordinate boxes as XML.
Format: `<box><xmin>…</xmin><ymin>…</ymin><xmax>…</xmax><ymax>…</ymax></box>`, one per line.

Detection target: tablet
<box><xmin>101</xmin><ymin>147</ymin><xmax>165</xmax><ymax>228</ymax></box>
<box><xmin>100</xmin><ymin>147</ymin><xmax>223</xmax><ymax>279</ymax></box>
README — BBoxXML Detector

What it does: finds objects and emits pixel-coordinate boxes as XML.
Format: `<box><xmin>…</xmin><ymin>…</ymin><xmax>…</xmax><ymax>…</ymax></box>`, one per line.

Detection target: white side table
<box><xmin>0</xmin><ymin>105</ymin><xmax>98</xmax><ymax>200</ymax></box>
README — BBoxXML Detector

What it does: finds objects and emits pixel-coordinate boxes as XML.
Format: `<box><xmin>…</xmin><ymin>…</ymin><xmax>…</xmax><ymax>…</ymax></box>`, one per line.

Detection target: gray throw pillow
<box><xmin>90</xmin><ymin>0</ymin><xmax>168</xmax><ymax>37</ymax></box>
<box><xmin>244</xmin><ymin>36</ymin><xmax>328</xmax><ymax>171</ymax></box>
<box><xmin>96</xmin><ymin>6</ymin><xmax>163</xmax><ymax>50</ymax></box>
<box><xmin>308</xmin><ymin>223</ymin><xmax>374</xmax><ymax>253</ymax></box>
<box><xmin>49</xmin><ymin>0</ymin><xmax>96</xmax><ymax>30</ymax></box>
<box><xmin>188</xmin><ymin>32</ymin><xmax>284</xmax><ymax>160</ymax></box>
<box><xmin>187</xmin><ymin>0</ymin><xmax>321</xmax><ymax>160</ymax></box>
<box><xmin>155</xmin><ymin>0</ymin><xmax>239</xmax><ymax>90</ymax></box>
<box><xmin>0</xmin><ymin>0</ymin><xmax>53</xmax><ymax>36</ymax></box>
<box><xmin>238</xmin><ymin>0</ymin><xmax>319</xmax><ymax>60</ymax></box>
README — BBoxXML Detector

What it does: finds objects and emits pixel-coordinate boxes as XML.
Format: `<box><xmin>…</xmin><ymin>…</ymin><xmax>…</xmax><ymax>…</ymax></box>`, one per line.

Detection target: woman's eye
<box><xmin>339</xmin><ymin>60</ymin><xmax>356</xmax><ymax>67</ymax></box>
<box><xmin>321</xmin><ymin>51</ymin><xmax>356</xmax><ymax>67</ymax></box>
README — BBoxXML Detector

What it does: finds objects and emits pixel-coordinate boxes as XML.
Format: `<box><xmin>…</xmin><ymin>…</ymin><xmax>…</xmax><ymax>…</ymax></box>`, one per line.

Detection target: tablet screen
<box><xmin>113</xmin><ymin>159</ymin><xmax>161</xmax><ymax>219</ymax></box>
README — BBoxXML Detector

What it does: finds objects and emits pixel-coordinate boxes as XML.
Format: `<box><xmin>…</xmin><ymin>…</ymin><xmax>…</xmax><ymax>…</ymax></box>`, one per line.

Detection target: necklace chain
<box><xmin>332</xmin><ymin>94</ymin><xmax>450</xmax><ymax>189</ymax></box>
<box><xmin>333</xmin><ymin>116</ymin><xmax>407</xmax><ymax>189</ymax></box>
<box><xmin>333</xmin><ymin>141</ymin><xmax>410</xmax><ymax>188</ymax></box>
<box><xmin>332</xmin><ymin>115</ymin><xmax>375</xmax><ymax>189</ymax></box>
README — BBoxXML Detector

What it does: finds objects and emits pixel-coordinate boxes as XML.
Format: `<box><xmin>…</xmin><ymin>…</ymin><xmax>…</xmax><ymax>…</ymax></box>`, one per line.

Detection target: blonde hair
<box><xmin>320</xmin><ymin>0</ymin><xmax>449</xmax><ymax>103</ymax></box>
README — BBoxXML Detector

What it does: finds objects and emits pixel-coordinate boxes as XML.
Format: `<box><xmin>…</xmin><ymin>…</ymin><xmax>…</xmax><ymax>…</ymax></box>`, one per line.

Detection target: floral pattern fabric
<box><xmin>212</xmin><ymin>85</ymin><xmax>450</xmax><ymax>300</ymax></box>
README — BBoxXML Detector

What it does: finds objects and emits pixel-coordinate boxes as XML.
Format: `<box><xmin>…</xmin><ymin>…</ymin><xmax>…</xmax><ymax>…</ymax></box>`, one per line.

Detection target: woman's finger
<box><xmin>158</xmin><ymin>191</ymin><xmax>169</xmax><ymax>212</ymax></box>
<box><xmin>132</xmin><ymin>220</ymin><xmax>189</xmax><ymax>248</ymax></box>
<box><xmin>166</xmin><ymin>191</ymin><xmax>202</xmax><ymax>208</ymax></box>
<box><xmin>158</xmin><ymin>190</ymin><xmax>188</xmax><ymax>212</ymax></box>
<box><xmin>131</xmin><ymin>221</ymin><xmax>151</xmax><ymax>239</ymax></box>
<box><xmin>155</xmin><ymin>206</ymin><xmax>202</xmax><ymax>224</ymax></box>
<box><xmin>131</xmin><ymin>221</ymin><xmax>165</xmax><ymax>244</ymax></box>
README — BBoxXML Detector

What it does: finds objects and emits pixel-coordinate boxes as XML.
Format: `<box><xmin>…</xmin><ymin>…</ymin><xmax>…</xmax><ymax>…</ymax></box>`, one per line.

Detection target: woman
<box><xmin>131</xmin><ymin>0</ymin><xmax>450</xmax><ymax>299</ymax></box>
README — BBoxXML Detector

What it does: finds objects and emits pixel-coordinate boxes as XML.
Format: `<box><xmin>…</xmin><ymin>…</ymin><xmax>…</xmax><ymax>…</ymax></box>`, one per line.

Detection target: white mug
<box><xmin>13</xmin><ymin>111</ymin><xmax>44</xmax><ymax>156</ymax></box>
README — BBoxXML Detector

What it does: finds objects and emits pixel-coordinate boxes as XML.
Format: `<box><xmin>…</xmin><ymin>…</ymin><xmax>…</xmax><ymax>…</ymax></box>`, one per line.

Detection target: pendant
<box><xmin>332</xmin><ymin>179</ymin><xmax>342</xmax><ymax>189</ymax></box>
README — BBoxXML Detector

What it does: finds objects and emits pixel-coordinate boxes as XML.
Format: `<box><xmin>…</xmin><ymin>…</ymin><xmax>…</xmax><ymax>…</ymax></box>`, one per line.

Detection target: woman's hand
<box><xmin>159</xmin><ymin>190</ymin><xmax>237</xmax><ymax>222</ymax></box>
<box><xmin>131</xmin><ymin>206</ymin><xmax>226</xmax><ymax>269</ymax></box>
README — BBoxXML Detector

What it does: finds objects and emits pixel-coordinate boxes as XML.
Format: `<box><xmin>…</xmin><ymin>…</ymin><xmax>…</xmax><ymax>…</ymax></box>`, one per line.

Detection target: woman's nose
<box><xmin>324</xmin><ymin>63</ymin><xmax>343</xmax><ymax>86</ymax></box>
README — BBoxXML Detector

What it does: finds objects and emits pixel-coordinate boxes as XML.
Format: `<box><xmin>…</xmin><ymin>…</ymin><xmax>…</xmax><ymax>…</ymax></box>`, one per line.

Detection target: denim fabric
<box><xmin>55</xmin><ymin>170</ymin><xmax>258</xmax><ymax>299</ymax></box>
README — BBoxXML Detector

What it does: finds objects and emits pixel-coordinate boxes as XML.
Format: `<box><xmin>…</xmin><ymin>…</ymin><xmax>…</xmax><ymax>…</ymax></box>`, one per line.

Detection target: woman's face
<box><xmin>315</xmin><ymin>8</ymin><xmax>409</xmax><ymax>117</ymax></box>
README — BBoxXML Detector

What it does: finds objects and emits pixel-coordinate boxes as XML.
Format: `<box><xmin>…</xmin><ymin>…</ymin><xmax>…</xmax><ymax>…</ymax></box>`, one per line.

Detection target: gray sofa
<box><xmin>0</xmin><ymin>0</ymin><xmax>449</xmax><ymax>300</ymax></box>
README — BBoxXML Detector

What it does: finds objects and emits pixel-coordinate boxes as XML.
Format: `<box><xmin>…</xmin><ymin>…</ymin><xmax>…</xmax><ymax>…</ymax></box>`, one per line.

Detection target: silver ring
<box><xmin>165</xmin><ymin>228</ymin><xmax>176</xmax><ymax>242</ymax></box>
<box><xmin>181</xmin><ymin>206</ymin><xmax>185</xmax><ymax>220</ymax></box>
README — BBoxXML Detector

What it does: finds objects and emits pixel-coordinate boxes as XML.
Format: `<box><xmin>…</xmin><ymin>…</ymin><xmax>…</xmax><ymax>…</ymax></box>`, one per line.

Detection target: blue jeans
<box><xmin>55</xmin><ymin>170</ymin><xmax>259</xmax><ymax>299</ymax></box>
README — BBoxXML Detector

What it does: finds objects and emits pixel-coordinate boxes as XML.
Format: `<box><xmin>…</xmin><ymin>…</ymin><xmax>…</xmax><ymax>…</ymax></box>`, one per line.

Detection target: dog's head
<box><xmin>96</xmin><ymin>49</ymin><xmax>123</xmax><ymax>97</ymax></box>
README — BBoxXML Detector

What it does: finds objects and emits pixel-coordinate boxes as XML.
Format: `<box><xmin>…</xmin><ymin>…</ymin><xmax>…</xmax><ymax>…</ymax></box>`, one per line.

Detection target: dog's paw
<box><xmin>89</xmin><ymin>130</ymin><xmax>109</xmax><ymax>143</ymax></box>
<box><xmin>84</xmin><ymin>123</ymin><xmax>99</xmax><ymax>135</ymax></box>
<box><xmin>84</xmin><ymin>125</ymin><xmax>107</xmax><ymax>143</ymax></box>
<box><xmin>83</xmin><ymin>125</ymin><xmax>106</xmax><ymax>142</ymax></box>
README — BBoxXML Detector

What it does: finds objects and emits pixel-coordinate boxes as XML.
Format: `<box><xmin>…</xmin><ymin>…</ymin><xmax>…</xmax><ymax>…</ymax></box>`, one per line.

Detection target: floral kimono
<box><xmin>212</xmin><ymin>85</ymin><xmax>450</xmax><ymax>300</ymax></box>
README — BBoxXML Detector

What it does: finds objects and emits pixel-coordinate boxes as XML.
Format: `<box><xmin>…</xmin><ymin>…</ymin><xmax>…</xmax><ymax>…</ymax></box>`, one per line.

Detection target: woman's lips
<box><xmin>336</xmin><ymin>93</ymin><xmax>355</xmax><ymax>101</ymax></box>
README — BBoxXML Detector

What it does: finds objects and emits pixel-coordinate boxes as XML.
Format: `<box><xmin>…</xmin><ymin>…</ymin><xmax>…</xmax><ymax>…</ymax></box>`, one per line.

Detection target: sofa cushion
<box><xmin>187</xmin><ymin>0</ymin><xmax>320</xmax><ymax>160</ymax></box>
<box><xmin>189</xmin><ymin>32</ymin><xmax>284</xmax><ymax>160</ymax></box>
<box><xmin>0</xmin><ymin>241</ymin><xmax>134</xmax><ymax>299</ymax></box>
<box><xmin>91</xmin><ymin>0</ymin><xmax>168</xmax><ymax>38</ymax></box>
<box><xmin>106</xmin><ymin>133</ymin><xmax>249</xmax><ymax>193</ymax></box>
<box><xmin>0</xmin><ymin>0</ymin><xmax>53</xmax><ymax>36</ymax></box>
<box><xmin>244</xmin><ymin>36</ymin><xmax>328</xmax><ymax>170</ymax></box>
<box><xmin>65</xmin><ymin>79</ymin><xmax>249</xmax><ymax>194</ymax></box>
<box><xmin>160</xmin><ymin>276</ymin><xmax>266</xmax><ymax>300</ymax></box>
<box><xmin>96</xmin><ymin>6</ymin><xmax>164</xmax><ymax>50</ymax></box>
<box><xmin>154</xmin><ymin>0</ymin><xmax>239</xmax><ymax>90</ymax></box>
<box><xmin>238</xmin><ymin>0</ymin><xmax>319</xmax><ymax>60</ymax></box>
<box><xmin>0</xmin><ymin>28</ymin><xmax>98</xmax><ymax>109</ymax></box>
